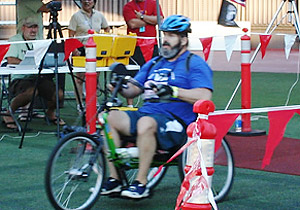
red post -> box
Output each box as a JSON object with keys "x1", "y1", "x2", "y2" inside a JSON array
[
  {"x1": 182, "y1": 100, "x2": 217, "y2": 210},
  {"x1": 241, "y1": 28, "x2": 252, "y2": 132},
  {"x1": 85, "y1": 30, "x2": 97, "y2": 134}
]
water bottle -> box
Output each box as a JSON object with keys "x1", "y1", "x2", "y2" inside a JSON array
[
  {"x1": 116, "y1": 147, "x2": 139, "y2": 158},
  {"x1": 235, "y1": 115, "x2": 242, "y2": 132}
]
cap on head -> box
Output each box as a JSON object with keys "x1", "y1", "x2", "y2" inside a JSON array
[
  {"x1": 160, "y1": 15, "x2": 191, "y2": 34},
  {"x1": 22, "y1": 17, "x2": 39, "y2": 27}
]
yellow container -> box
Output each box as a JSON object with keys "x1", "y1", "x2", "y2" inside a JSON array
[
  {"x1": 106, "y1": 57, "x2": 130, "y2": 66},
  {"x1": 93, "y1": 35, "x2": 113, "y2": 57},
  {"x1": 72, "y1": 56, "x2": 107, "y2": 67},
  {"x1": 107, "y1": 34, "x2": 137, "y2": 66}
]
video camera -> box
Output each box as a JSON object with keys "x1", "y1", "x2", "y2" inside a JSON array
[{"x1": 47, "y1": 1, "x2": 62, "y2": 12}]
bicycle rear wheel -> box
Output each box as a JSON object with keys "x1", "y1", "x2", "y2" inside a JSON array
[
  {"x1": 178, "y1": 137, "x2": 234, "y2": 202},
  {"x1": 212, "y1": 137, "x2": 234, "y2": 202},
  {"x1": 45, "y1": 132, "x2": 106, "y2": 210}
]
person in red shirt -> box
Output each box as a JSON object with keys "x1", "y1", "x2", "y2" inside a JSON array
[{"x1": 123, "y1": 0, "x2": 164, "y2": 106}]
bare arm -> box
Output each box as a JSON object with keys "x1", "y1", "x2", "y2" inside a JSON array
[
  {"x1": 108, "y1": 81, "x2": 143, "y2": 99},
  {"x1": 68, "y1": 29, "x2": 76, "y2": 38},
  {"x1": 127, "y1": 10, "x2": 163, "y2": 29},
  {"x1": 38, "y1": 4, "x2": 50, "y2": 13},
  {"x1": 68, "y1": 29, "x2": 81, "y2": 56},
  {"x1": 6, "y1": 57, "x2": 22, "y2": 65},
  {"x1": 135, "y1": 10, "x2": 162, "y2": 25},
  {"x1": 38, "y1": 0, "x2": 62, "y2": 13},
  {"x1": 120, "y1": 82, "x2": 143, "y2": 99},
  {"x1": 126, "y1": 18, "x2": 146, "y2": 29},
  {"x1": 103, "y1": 27, "x2": 111, "y2": 33},
  {"x1": 176, "y1": 88, "x2": 212, "y2": 104}
]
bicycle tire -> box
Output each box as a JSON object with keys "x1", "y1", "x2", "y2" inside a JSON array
[
  {"x1": 178, "y1": 137, "x2": 235, "y2": 202},
  {"x1": 123, "y1": 163, "x2": 168, "y2": 191},
  {"x1": 45, "y1": 132, "x2": 106, "y2": 210}
]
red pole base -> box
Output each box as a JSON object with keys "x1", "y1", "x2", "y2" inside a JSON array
[
  {"x1": 85, "y1": 72, "x2": 97, "y2": 134},
  {"x1": 182, "y1": 203, "x2": 212, "y2": 210}
]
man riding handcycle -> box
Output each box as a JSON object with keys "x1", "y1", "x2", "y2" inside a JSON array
[
  {"x1": 101, "y1": 14, "x2": 213, "y2": 199},
  {"x1": 44, "y1": 15, "x2": 214, "y2": 210}
]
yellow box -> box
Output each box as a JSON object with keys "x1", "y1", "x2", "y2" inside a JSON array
[
  {"x1": 106, "y1": 57, "x2": 130, "y2": 66},
  {"x1": 106, "y1": 34, "x2": 137, "y2": 66},
  {"x1": 93, "y1": 35, "x2": 113, "y2": 57},
  {"x1": 72, "y1": 56, "x2": 107, "y2": 67},
  {"x1": 111, "y1": 35, "x2": 137, "y2": 57}
]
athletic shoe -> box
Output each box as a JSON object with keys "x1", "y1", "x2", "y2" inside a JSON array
[
  {"x1": 101, "y1": 177, "x2": 122, "y2": 195},
  {"x1": 121, "y1": 180, "x2": 149, "y2": 199}
]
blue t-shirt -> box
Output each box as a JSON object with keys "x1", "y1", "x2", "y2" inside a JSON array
[{"x1": 134, "y1": 51, "x2": 213, "y2": 125}]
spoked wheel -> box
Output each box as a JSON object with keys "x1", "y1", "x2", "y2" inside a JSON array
[
  {"x1": 212, "y1": 137, "x2": 234, "y2": 202},
  {"x1": 178, "y1": 137, "x2": 234, "y2": 202},
  {"x1": 45, "y1": 132, "x2": 106, "y2": 210},
  {"x1": 123, "y1": 161, "x2": 168, "y2": 190}
]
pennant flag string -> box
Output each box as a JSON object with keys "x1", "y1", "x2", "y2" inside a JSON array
[
  {"x1": 0, "y1": 44, "x2": 10, "y2": 63},
  {"x1": 259, "y1": 34, "x2": 272, "y2": 59},
  {"x1": 210, "y1": 104, "x2": 300, "y2": 116},
  {"x1": 284, "y1": 34, "x2": 297, "y2": 59},
  {"x1": 1, "y1": 32, "x2": 299, "y2": 64},
  {"x1": 1, "y1": 31, "x2": 300, "y2": 47},
  {"x1": 200, "y1": 37, "x2": 213, "y2": 61},
  {"x1": 63, "y1": 38, "x2": 84, "y2": 62}
]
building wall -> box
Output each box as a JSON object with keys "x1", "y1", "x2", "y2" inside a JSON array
[{"x1": 0, "y1": 0, "x2": 298, "y2": 47}]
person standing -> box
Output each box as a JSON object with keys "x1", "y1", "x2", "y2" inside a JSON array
[
  {"x1": 68, "y1": 0, "x2": 110, "y2": 113},
  {"x1": 123, "y1": 0, "x2": 164, "y2": 107}
]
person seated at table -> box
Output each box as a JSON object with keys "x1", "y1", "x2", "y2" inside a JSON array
[{"x1": 2, "y1": 17, "x2": 65, "y2": 129}]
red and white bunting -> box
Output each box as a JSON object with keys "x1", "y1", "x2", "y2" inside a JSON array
[
  {"x1": 33, "y1": 39, "x2": 52, "y2": 66},
  {"x1": 259, "y1": 34, "x2": 272, "y2": 59},
  {"x1": 284, "y1": 34, "x2": 297, "y2": 59},
  {"x1": 137, "y1": 38, "x2": 155, "y2": 62},
  {"x1": 262, "y1": 110, "x2": 300, "y2": 168},
  {"x1": 208, "y1": 106, "x2": 300, "y2": 169},
  {"x1": 200, "y1": 37, "x2": 213, "y2": 61},
  {"x1": 208, "y1": 113, "x2": 238, "y2": 151},
  {"x1": 64, "y1": 38, "x2": 84, "y2": 61},
  {"x1": 224, "y1": 35, "x2": 238, "y2": 61},
  {"x1": 0, "y1": 44, "x2": 10, "y2": 63}
]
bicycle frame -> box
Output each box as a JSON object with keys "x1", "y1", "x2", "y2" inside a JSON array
[
  {"x1": 99, "y1": 111, "x2": 179, "y2": 170},
  {"x1": 45, "y1": 71, "x2": 234, "y2": 210}
]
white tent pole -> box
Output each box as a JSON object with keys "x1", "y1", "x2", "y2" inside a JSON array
[{"x1": 156, "y1": 0, "x2": 162, "y2": 49}]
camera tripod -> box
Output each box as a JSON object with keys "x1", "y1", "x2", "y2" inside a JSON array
[
  {"x1": 19, "y1": 2, "x2": 83, "y2": 148},
  {"x1": 225, "y1": 0, "x2": 300, "y2": 110}
]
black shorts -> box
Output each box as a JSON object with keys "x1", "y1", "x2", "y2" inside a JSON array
[{"x1": 9, "y1": 76, "x2": 56, "y2": 101}]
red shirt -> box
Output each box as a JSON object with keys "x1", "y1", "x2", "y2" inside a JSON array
[{"x1": 123, "y1": 0, "x2": 164, "y2": 38}]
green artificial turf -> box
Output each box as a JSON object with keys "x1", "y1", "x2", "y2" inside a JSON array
[{"x1": 0, "y1": 71, "x2": 299, "y2": 209}]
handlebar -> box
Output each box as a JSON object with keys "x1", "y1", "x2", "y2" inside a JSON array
[{"x1": 97, "y1": 74, "x2": 131, "y2": 113}]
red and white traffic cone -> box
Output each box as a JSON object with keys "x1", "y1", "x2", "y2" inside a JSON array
[
  {"x1": 85, "y1": 29, "x2": 97, "y2": 135},
  {"x1": 182, "y1": 100, "x2": 217, "y2": 210}
]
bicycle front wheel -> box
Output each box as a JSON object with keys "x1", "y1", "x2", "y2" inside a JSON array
[{"x1": 45, "y1": 132, "x2": 106, "y2": 210}]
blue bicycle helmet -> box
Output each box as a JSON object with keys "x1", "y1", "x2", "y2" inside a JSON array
[{"x1": 160, "y1": 15, "x2": 191, "y2": 33}]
